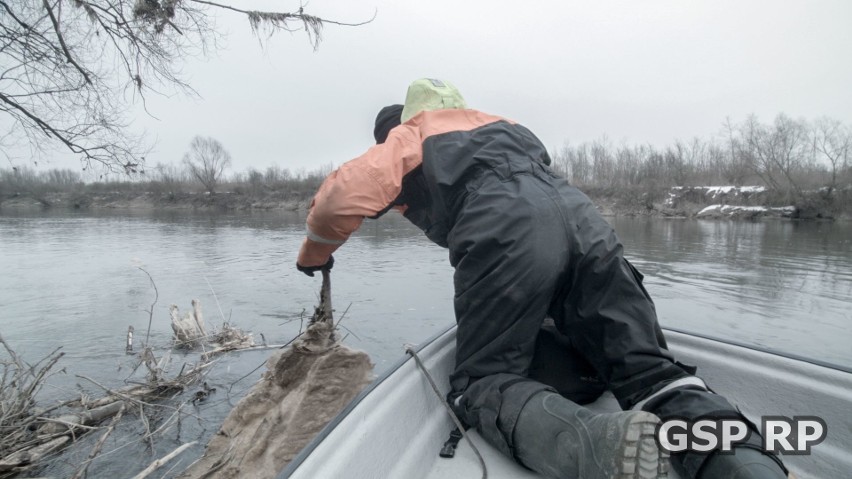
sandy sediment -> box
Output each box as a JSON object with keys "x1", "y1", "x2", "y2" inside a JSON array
[{"x1": 179, "y1": 321, "x2": 373, "y2": 479}]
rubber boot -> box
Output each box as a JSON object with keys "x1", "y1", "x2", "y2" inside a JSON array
[
  {"x1": 513, "y1": 391, "x2": 669, "y2": 479},
  {"x1": 697, "y1": 446, "x2": 788, "y2": 479}
]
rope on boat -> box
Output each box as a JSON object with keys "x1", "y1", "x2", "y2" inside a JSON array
[{"x1": 406, "y1": 346, "x2": 488, "y2": 479}]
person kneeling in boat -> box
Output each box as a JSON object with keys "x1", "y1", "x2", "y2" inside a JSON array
[{"x1": 296, "y1": 78, "x2": 789, "y2": 479}]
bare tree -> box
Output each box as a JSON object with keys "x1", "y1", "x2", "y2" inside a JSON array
[
  {"x1": 738, "y1": 115, "x2": 783, "y2": 192},
  {"x1": 590, "y1": 136, "x2": 614, "y2": 187},
  {"x1": 812, "y1": 117, "x2": 851, "y2": 194},
  {"x1": 770, "y1": 114, "x2": 811, "y2": 196},
  {"x1": 665, "y1": 143, "x2": 688, "y2": 187},
  {"x1": 0, "y1": 0, "x2": 372, "y2": 172},
  {"x1": 183, "y1": 135, "x2": 230, "y2": 194},
  {"x1": 719, "y1": 117, "x2": 751, "y2": 185},
  {"x1": 572, "y1": 143, "x2": 591, "y2": 185},
  {"x1": 732, "y1": 114, "x2": 819, "y2": 202}
]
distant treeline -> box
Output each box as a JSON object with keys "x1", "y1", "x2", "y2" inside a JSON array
[
  {"x1": 553, "y1": 114, "x2": 849, "y2": 194},
  {"x1": 2, "y1": 114, "x2": 850, "y2": 215},
  {"x1": 0, "y1": 163, "x2": 330, "y2": 200}
]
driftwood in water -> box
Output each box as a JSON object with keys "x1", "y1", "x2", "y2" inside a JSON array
[
  {"x1": 170, "y1": 300, "x2": 254, "y2": 355},
  {"x1": 180, "y1": 270, "x2": 374, "y2": 479},
  {"x1": 37, "y1": 400, "x2": 125, "y2": 435},
  {"x1": 0, "y1": 437, "x2": 70, "y2": 474},
  {"x1": 126, "y1": 325, "x2": 135, "y2": 353},
  {"x1": 131, "y1": 441, "x2": 197, "y2": 479},
  {"x1": 0, "y1": 334, "x2": 67, "y2": 475},
  {"x1": 201, "y1": 323, "x2": 255, "y2": 360},
  {"x1": 2, "y1": 288, "x2": 283, "y2": 477},
  {"x1": 170, "y1": 299, "x2": 208, "y2": 347},
  {"x1": 0, "y1": 323, "x2": 217, "y2": 478}
]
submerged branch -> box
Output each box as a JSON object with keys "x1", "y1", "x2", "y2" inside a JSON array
[
  {"x1": 132, "y1": 441, "x2": 197, "y2": 479},
  {"x1": 70, "y1": 404, "x2": 126, "y2": 479},
  {"x1": 138, "y1": 267, "x2": 159, "y2": 348}
]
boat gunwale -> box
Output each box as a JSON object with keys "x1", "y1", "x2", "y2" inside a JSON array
[
  {"x1": 662, "y1": 326, "x2": 852, "y2": 374},
  {"x1": 278, "y1": 323, "x2": 850, "y2": 477}
]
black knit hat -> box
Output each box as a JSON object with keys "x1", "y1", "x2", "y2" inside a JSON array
[{"x1": 373, "y1": 104, "x2": 404, "y2": 144}]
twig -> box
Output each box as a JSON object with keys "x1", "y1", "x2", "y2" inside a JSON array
[
  {"x1": 70, "y1": 404, "x2": 125, "y2": 479},
  {"x1": 23, "y1": 348, "x2": 65, "y2": 399},
  {"x1": 32, "y1": 397, "x2": 80, "y2": 417},
  {"x1": 36, "y1": 417, "x2": 101, "y2": 432},
  {"x1": 204, "y1": 276, "x2": 227, "y2": 324},
  {"x1": 201, "y1": 343, "x2": 289, "y2": 361},
  {"x1": 281, "y1": 331, "x2": 305, "y2": 349},
  {"x1": 0, "y1": 332, "x2": 21, "y2": 363},
  {"x1": 75, "y1": 375, "x2": 183, "y2": 414},
  {"x1": 334, "y1": 303, "x2": 360, "y2": 341},
  {"x1": 334, "y1": 302, "x2": 353, "y2": 328},
  {"x1": 223, "y1": 330, "x2": 306, "y2": 394},
  {"x1": 41, "y1": 0, "x2": 92, "y2": 84},
  {"x1": 278, "y1": 308, "x2": 307, "y2": 326},
  {"x1": 130, "y1": 441, "x2": 197, "y2": 479},
  {"x1": 337, "y1": 324, "x2": 360, "y2": 341},
  {"x1": 138, "y1": 267, "x2": 159, "y2": 348},
  {"x1": 87, "y1": 399, "x2": 193, "y2": 464},
  {"x1": 176, "y1": 402, "x2": 183, "y2": 441},
  {"x1": 186, "y1": 0, "x2": 376, "y2": 26},
  {"x1": 226, "y1": 360, "x2": 267, "y2": 394},
  {"x1": 139, "y1": 403, "x2": 153, "y2": 452},
  {"x1": 161, "y1": 461, "x2": 184, "y2": 479},
  {"x1": 1, "y1": 334, "x2": 66, "y2": 458},
  {"x1": 76, "y1": 359, "x2": 213, "y2": 412}
]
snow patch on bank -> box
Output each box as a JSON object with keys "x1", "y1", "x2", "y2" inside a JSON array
[
  {"x1": 664, "y1": 186, "x2": 797, "y2": 218},
  {"x1": 697, "y1": 204, "x2": 796, "y2": 218},
  {"x1": 665, "y1": 185, "x2": 769, "y2": 208},
  {"x1": 671, "y1": 185, "x2": 766, "y2": 197}
]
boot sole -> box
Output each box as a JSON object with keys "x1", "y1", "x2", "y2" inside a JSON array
[{"x1": 618, "y1": 412, "x2": 669, "y2": 479}]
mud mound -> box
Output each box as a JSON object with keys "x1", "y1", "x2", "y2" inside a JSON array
[
  {"x1": 180, "y1": 320, "x2": 373, "y2": 478},
  {"x1": 181, "y1": 265, "x2": 372, "y2": 479}
]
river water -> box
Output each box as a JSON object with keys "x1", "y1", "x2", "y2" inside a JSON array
[{"x1": 1, "y1": 210, "x2": 850, "y2": 477}]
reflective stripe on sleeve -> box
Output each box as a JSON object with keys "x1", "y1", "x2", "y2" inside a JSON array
[{"x1": 306, "y1": 223, "x2": 346, "y2": 245}]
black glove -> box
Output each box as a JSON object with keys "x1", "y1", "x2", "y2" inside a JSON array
[{"x1": 297, "y1": 255, "x2": 334, "y2": 277}]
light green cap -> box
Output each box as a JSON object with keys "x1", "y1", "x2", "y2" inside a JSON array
[{"x1": 400, "y1": 78, "x2": 467, "y2": 123}]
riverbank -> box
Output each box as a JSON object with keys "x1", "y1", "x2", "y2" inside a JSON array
[
  {"x1": 1, "y1": 185, "x2": 849, "y2": 221},
  {"x1": 0, "y1": 190, "x2": 308, "y2": 212},
  {"x1": 580, "y1": 185, "x2": 848, "y2": 220}
]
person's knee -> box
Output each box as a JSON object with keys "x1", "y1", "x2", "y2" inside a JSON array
[
  {"x1": 455, "y1": 374, "x2": 553, "y2": 457},
  {"x1": 610, "y1": 362, "x2": 695, "y2": 409}
]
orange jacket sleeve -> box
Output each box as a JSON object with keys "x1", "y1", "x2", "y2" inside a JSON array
[{"x1": 297, "y1": 126, "x2": 423, "y2": 267}]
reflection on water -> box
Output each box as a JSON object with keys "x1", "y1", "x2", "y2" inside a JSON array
[
  {"x1": 612, "y1": 218, "x2": 852, "y2": 366},
  {"x1": 0, "y1": 209, "x2": 455, "y2": 376},
  {"x1": 2, "y1": 210, "x2": 850, "y2": 374},
  {"x1": 0, "y1": 209, "x2": 456, "y2": 477},
  {"x1": 1, "y1": 210, "x2": 850, "y2": 476}
]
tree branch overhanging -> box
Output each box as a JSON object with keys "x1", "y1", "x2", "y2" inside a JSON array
[
  {"x1": 41, "y1": 0, "x2": 92, "y2": 84},
  {"x1": 0, "y1": 0, "x2": 374, "y2": 171}
]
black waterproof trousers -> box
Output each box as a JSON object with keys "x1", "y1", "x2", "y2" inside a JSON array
[{"x1": 448, "y1": 164, "x2": 742, "y2": 478}]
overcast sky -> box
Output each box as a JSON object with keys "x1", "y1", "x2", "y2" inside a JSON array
[{"x1": 23, "y1": 0, "x2": 852, "y2": 174}]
